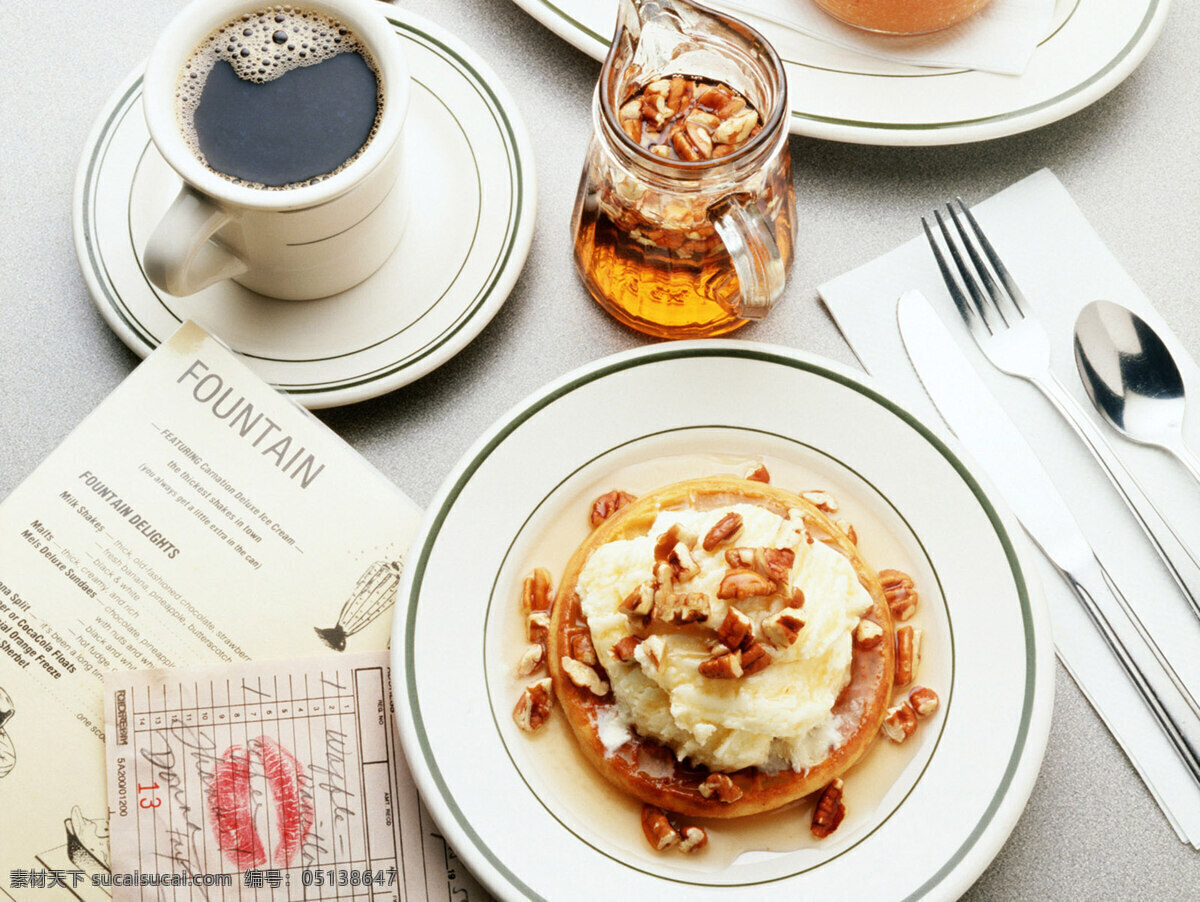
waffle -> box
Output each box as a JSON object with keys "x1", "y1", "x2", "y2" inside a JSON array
[{"x1": 547, "y1": 476, "x2": 895, "y2": 819}]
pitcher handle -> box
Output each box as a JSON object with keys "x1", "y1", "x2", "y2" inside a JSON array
[
  {"x1": 143, "y1": 185, "x2": 248, "y2": 297},
  {"x1": 710, "y1": 193, "x2": 786, "y2": 320}
]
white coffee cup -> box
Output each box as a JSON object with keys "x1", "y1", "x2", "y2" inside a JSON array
[{"x1": 141, "y1": 0, "x2": 410, "y2": 300}]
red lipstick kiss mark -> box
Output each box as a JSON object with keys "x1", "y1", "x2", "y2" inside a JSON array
[{"x1": 208, "y1": 736, "x2": 314, "y2": 869}]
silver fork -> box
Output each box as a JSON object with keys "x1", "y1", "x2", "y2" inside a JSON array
[{"x1": 922, "y1": 199, "x2": 1200, "y2": 622}]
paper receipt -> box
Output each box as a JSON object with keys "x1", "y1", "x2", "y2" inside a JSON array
[{"x1": 103, "y1": 652, "x2": 493, "y2": 902}]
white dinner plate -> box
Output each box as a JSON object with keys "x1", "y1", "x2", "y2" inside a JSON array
[
  {"x1": 73, "y1": 9, "x2": 536, "y2": 409},
  {"x1": 508, "y1": 0, "x2": 1168, "y2": 145},
  {"x1": 392, "y1": 342, "x2": 1054, "y2": 900}
]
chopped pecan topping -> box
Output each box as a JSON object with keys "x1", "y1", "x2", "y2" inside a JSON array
[
  {"x1": 909, "y1": 686, "x2": 940, "y2": 718},
  {"x1": 512, "y1": 678, "x2": 553, "y2": 732},
  {"x1": 882, "y1": 701, "x2": 918, "y2": 743},
  {"x1": 653, "y1": 523, "x2": 698, "y2": 562},
  {"x1": 526, "y1": 610, "x2": 550, "y2": 644},
  {"x1": 611, "y1": 635, "x2": 642, "y2": 663},
  {"x1": 640, "y1": 634, "x2": 666, "y2": 670},
  {"x1": 716, "y1": 606, "x2": 754, "y2": 651},
  {"x1": 761, "y1": 609, "x2": 805, "y2": 649},
  {"x1": 678, "y1": 825, "x2": 708, "y2": 853},
  {"x1": 717, "y1": 567, "x2": 776, "y2": 600},
  {"x1": 787, "y1": 587, "x2": 805, "y2": 608},
  {"x1": 879, "y1": 568, "x2": 919, "y2": 621},
  {"x1": 739, "y1": 640, "x2": 771, "y2": 676},
  {"x1": 854, "y1": 617, "x2": 884, "y2": 649},
  {"x1": 516, "y1": 643, "x2": 544, "y2": 677},
  {"x1": 655, "y1": 591, "x2": 710, "y2": 625},
  {"x1": 801, "y1": 489, "x2": 839, "y2": 513},
  {"x1": 561, "y1": 656, "x2": 609, "y2": 696},
  {"x1": 589, "y1": 490, "x2": 636, "y2": 527},
  {"x1": 744, "y1": 463, "x2": 770, "y2": 483},
  {"x1": 761, "y1": 547, "x2": 795, "y2": 581},
  {"x1": 698, "y1": 648, "x2": 743, "y2": 679},
  {"x1": 667, "y1": 542, "x2": 701, "y2": 581},
  {"x1": 698, "y1": 772, "x2": 744, "y2": 803},
  {"x1": 810, "y1": 778, "x2": 846, "y2": 838},
  {"x1": 702, "y1": 512, "x2": 744, "y2": 551},
  {"x1": 621, "y1": 77, "x2": 760, "y2": 163},
  {"x1": 723, "y1": 547, "x2": 793, "y2": 582},
  {"x1": 620, "y1": 582, "x2": 655, "y2": 619},
  {"x1": 569, "y1": 631, "x2": 597, "y2": 666},
  {"x1": 640, "y1": 804, "x2": 680, "y2": 851}
]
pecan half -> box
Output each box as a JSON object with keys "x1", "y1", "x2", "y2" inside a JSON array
[
  {"x1": 590, "y1": 490, "x2": 636, "y2": 527},
  {"x1": 521, "y1": 568, "x2": 554, "y2": 613},
  {"x1": 811, "y1": 778, "x2": 846, "y2": 838},
  {"x1": 895, "y1": 624, "x2": 923, "y2": 687},
  {"x1": 702, "y1": 512, "x2": 744, "y2": 551}
]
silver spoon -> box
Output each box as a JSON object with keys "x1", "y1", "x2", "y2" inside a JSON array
[{"x1": 1074, "y1": 299, "x2": 1200, "y2": 484}]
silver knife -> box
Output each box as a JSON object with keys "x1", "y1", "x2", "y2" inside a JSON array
[{"x1": 897, "y1": 288, "x2": 1200, "y2": 788}]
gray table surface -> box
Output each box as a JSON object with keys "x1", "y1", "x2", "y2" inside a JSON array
[{"x1": 3, "y1": 0, "x2": 1199, "y2": 897}]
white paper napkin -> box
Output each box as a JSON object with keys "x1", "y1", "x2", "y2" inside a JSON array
[
  {"x1": 819, "y1": 168, "x2": 1200, "y2": 846},
  {"x1": 715, "y1": 0, "x2": 1055, "y2": 76}
]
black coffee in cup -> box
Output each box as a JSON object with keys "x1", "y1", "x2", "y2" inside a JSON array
[{"x1": 177, "y1": 6, "x2": 384, "y2": 189}]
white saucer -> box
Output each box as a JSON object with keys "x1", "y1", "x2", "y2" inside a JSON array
[{"x1": 73, "y1": 9, "x2": 536, "y2": 409}]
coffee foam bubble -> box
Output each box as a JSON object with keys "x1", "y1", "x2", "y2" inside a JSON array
[{"x1": 176, "y1": 5, "x2": 383, "y2": 187}]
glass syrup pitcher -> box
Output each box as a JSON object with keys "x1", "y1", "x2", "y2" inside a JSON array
[{"x1": 571, "y1": 0, "x2": 796, "y2": 339}]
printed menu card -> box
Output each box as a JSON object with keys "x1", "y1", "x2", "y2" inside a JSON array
[{"x1": 0, "y1": 322, "x2": 422, "y2": 898}]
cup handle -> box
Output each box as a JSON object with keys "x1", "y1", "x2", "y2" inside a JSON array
[
  {"x1": 710, "y1": 193, "x2": 787, "y2": 320},
  {"x1": 143, "y1": 185, "x2": 248, "y2": 296}
]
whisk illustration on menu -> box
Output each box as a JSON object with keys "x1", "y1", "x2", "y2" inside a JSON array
[{"x1": 314, "y1": 560, "x2": 403, "y2": 651}]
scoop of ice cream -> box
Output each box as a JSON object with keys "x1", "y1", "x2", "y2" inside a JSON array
[{"x1": 577, "y1": 504, "x2": 873, "y2": 772}]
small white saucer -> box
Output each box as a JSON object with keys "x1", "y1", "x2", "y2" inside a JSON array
[{"x1": 73, "y1": 8, "x2": 536, "y2": 409}]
